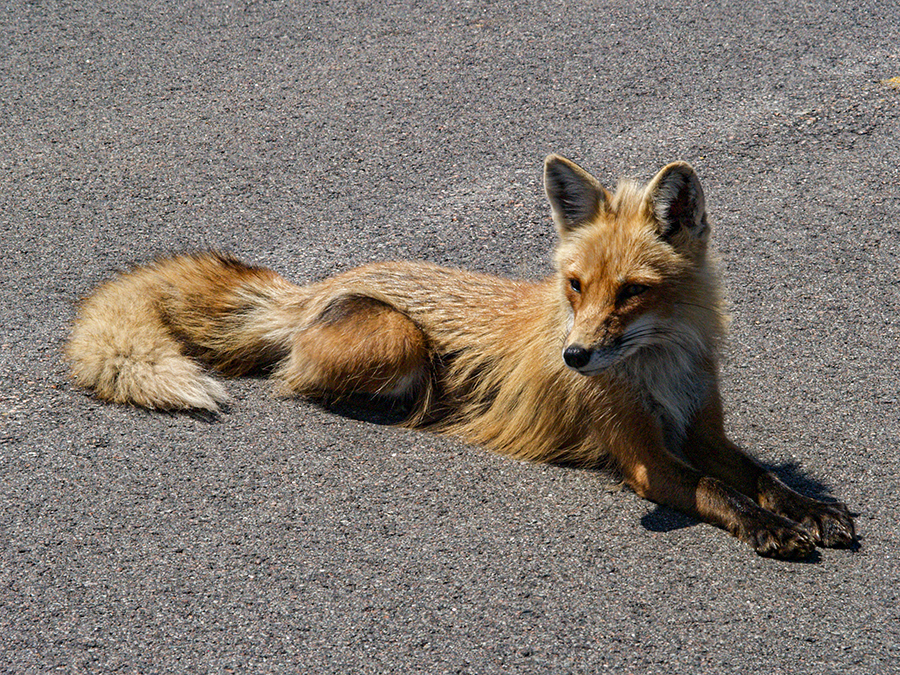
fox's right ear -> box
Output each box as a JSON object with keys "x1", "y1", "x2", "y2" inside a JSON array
[{"x1": 544, "y1": 155, "x2": 610, "y2": 235}]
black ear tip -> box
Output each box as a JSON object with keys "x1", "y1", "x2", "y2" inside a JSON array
[
  {"x1": 660, "y1": 161, "x2": 698, "y2": 185},
  {"x1": 545, "y1": 153, "x2": 565, "y2": 166},
  {"x1": 544, "y1": 155, "x2": 595, "y2": 190},
  {"x1": 652, "y1": 162, "x2": 704, "y2": 199},
  {"x1": 543, "y1": 154, "x2": 570, "y2": 179}
]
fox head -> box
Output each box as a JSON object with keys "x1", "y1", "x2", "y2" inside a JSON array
[{"x1": 544, "y1": 154, "x2": 722, "y2": 375}]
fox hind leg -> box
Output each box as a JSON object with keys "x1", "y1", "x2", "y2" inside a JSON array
[{"x1": 276, "y1": 294, "x2": 430, "y2": 404}]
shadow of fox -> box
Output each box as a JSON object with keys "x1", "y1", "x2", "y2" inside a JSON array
[{"x1": 66, "y1": 155, "x2": 856, "y2": 559}]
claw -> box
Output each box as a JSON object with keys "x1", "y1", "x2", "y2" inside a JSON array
[
  {"x1": 753, "y1": 526, "x2": 816, "y2": 560},
  {"x1": 797, "y1": 502, "x2": 856, "y2": 548}
]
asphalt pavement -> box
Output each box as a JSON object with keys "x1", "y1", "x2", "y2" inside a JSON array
[{"x1": 2, "y1": 1, "x2": 899, "y2": 672}]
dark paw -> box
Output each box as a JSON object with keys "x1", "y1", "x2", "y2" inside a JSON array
[
  {"x1": 758, "y1": 474, "x2": 857, "y2": 549},
  {"x1": 796, "y1": 500, "x2": 856, "y2": 548},
  {"x1": 747, "y1": 519, "x2": 817, "y2": 560}
]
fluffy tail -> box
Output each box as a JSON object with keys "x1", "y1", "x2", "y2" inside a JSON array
[{"x1": 66, "y1": 253, "x2": 297, "y2": 411}]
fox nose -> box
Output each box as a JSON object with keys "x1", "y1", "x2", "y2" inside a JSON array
[{"x1": 563, "y1": 345, "x2": 591, "y2": 369}]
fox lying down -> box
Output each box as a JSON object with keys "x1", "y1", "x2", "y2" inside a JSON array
[{"x1": 67, "y1": 155, "x2": 856, "y2": 559}]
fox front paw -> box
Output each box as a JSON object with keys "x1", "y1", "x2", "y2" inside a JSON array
[
  {"x1": 739, "y1": 512, "x2": 817, "y2": 560},
  {"x1": 757, "y1": 473, "x2": 857, "y2": 549},
  {"x1": 794, "y1": 500, "x2": 856, "y2": 549}
]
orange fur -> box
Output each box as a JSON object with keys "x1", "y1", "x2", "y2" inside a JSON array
[{"x1": 66, "y1": 155, "x2": 856, "y2": 558}]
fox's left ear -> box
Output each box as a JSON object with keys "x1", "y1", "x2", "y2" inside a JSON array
[{"x1": 646, "y1": 162, "x2": 709, "y2": 243}]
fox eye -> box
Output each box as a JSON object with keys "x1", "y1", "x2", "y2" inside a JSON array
[
  {"x1": 569, "y1": 277, "x2": 581, "y2": 293},
  {"x1": 619, "y1": 284, "x2": 649, "y2": 301}
]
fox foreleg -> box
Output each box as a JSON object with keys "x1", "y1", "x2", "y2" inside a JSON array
[
  {"x1": 679, "y1": 392, "x2": 856, "y2": 550},
  {"x1": 614, "y1": 441, "x2": 819, "y2": 559}
]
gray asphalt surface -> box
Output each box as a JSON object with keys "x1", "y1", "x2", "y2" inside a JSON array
[{"x1": 2, "y1": 1, "x2": 899, "y2": 672}]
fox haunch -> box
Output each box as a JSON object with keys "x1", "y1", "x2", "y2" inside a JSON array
[{"x1": 67, "y1": 155, "x2": 856, "y2": 559}]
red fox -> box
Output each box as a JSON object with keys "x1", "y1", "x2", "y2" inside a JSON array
[{"x1": 66, "y1": 155, "x2": 855, "y2": 559}]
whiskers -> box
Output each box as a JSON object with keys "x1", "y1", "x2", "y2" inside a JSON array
[
  {"x1": 671, "y1": 300, "x2": 721, "y2": 313},
  {"x1": 619, "y1": 324, "x2": 693, "y2": 352}
]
